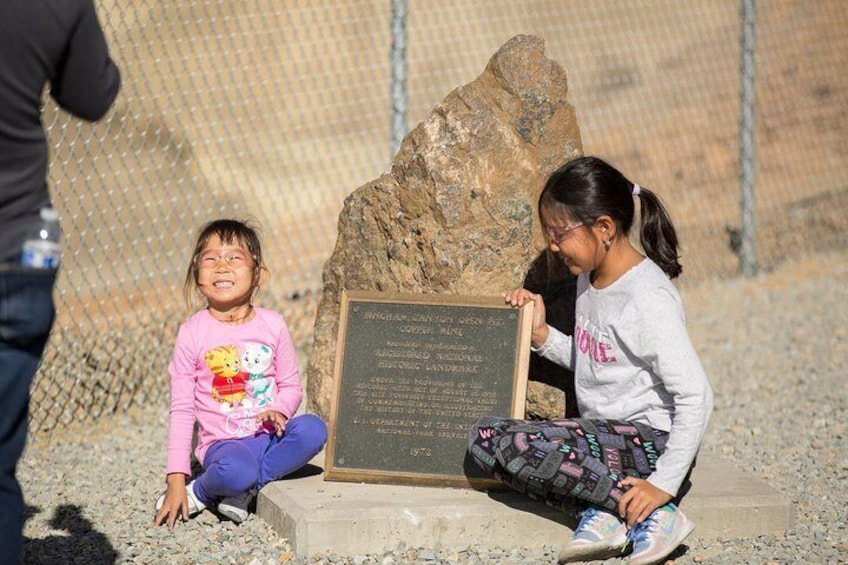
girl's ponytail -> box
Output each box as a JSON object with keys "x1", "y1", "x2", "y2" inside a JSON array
[
  {"x1": 636, "y1": 187, "x2": 682, "y2": 279},
  {"x1": 540, "y1": 156, "x2": 683, "y2": 279}
]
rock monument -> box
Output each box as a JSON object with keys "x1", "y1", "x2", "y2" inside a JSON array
[{"x1": 307, "y1": 34, "x2": 582, "y2": 420}]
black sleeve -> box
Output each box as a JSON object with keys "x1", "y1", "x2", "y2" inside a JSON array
[{"x1": 50, "y1": 0, "x2": 121, "y2": 122}]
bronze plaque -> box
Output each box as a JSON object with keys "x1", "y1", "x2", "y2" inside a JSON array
[{"x1": 324, "y1": 290, "x2": 534, "y2": 488}]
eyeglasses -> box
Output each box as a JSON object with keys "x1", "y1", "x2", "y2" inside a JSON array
[
  {"x1": 194, "y1": 248, "x2": 255, "y2": 269},
  {"x1": 546, "y1": 221, "x2": 584, "y2": 245}
]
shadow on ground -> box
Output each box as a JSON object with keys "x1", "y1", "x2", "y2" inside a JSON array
[{"x1": 23, "y1": 504, "x2": 118, "y2": 565}]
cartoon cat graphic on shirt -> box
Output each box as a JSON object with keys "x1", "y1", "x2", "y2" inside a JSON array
[
  {"x1": 242, "y1": 342, "x2": 274, "y2": 407},
  {"x1": 206, "y1": 344, "x2": 248, "y2": 412}
]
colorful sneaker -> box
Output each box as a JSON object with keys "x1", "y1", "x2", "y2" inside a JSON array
[
  {"x1": 557, "y1": 505, "x2": 629, "y2": 563},
  {"x1": 155, "y1": 479, "x2": 206, "y2": 517},
  {"x1": 218, "y1": 488, "x2": 257, "y2": 523},
  {"x1": 627, "y1": 503, "x2": 695, "y2": 565}
]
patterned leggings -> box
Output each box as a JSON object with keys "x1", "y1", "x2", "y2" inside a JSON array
[{"x1": 467, "y1": 417, "x2": 669, "y2": 513}]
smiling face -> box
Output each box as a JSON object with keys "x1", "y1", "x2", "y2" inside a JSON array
[
  {"x1": 541, "y1": 205, "x2": 607, "y2": 277},
  {"x1": 195, "y1": 234, "x2": 259, "y2": 311}
]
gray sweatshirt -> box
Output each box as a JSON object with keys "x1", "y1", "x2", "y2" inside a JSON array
[{"x1": 535, "y1": 258, "x2": 714, "y2": 496}]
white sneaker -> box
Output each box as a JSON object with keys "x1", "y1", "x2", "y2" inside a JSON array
[
  {"x1": 218, "y1": 489, "x2": 256, "y2": 523},
  {"x1": 155, "y1": 479, "x2": 206, "y2": 518},
  {"x1": 627, "y1": 503, "x2": 695, "y2": 565},
  {"x1": 558, "y1": 505, "x2": 629, "y2": 563}
]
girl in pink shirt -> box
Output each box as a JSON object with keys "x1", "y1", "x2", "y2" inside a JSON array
[{"x1": 154, "y1": 219, "x2": 327, "y2": 528}]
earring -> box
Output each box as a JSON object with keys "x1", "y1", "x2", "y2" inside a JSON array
[{"x1": 600, "y1": 226, "x2": 611, "y2": 248}]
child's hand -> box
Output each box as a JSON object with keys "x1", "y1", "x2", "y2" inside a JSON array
[
  {"x1": 503, "y1": 288, "x2": 548, "y2": 348},
  {"x1": 154, "y1": 474, "x2": 190, "y2": 530},
  {"x1": 616, "y1": 477, "x2": 673, "y2": 529},
  {"x1": 257, "y1": 410, "x2": 288, "y2": 436}
]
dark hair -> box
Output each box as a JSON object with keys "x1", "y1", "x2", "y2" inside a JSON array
[
  {"x1": 183, "y1": 218, "x2": 266, "y2": 309},
  {"x1": 539, "y1": 155, "x2": 682, "y2": 278}
]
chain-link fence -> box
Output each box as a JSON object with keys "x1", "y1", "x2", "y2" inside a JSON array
[{"x1": 30, "y1": 1, "x2": 847, "y2": 436}]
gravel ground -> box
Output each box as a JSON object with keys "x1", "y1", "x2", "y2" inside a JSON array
[{"x1": 19, "y1": 249, "x2": 848, "y2": 564}]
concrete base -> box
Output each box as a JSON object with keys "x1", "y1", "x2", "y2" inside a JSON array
[{"x1": 257, "y1": 453, "x2": 793, "y2": 557}]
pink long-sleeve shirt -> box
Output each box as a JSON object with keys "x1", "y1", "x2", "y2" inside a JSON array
[{"x1": 165, "y1": 307, "x2": 303, "y2": 476}]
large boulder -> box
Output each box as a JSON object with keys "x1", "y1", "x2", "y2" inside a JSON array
[{"x1": 307, "y1": 34, "x2": 582, "y2": 420}]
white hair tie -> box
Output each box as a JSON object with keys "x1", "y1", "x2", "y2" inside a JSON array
[{"x1": 632, "y1": 183, "x2": 641, "y2": 196}]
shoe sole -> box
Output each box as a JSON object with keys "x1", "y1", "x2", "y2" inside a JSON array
[
  {"x1": 217, "y1": 505, "x2": 248, "y2": 523},
  {"x1": 558, "y1": 540, "x2": 629, "y2": 564},
  {"x1": 628, "y1": 520, "x2": 696, "y2": 565}
]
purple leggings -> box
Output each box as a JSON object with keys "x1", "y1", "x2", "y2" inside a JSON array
[{"x1": 193, "y1": 413, "x2": 327, "y2": 504}]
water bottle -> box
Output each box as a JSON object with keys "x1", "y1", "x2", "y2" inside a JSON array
[{"x1": 21, "y1": 207, "x2": 62, "y2": 269}]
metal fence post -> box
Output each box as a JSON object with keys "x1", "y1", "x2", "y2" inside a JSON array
[
  {"x1": 390, "y1": 0, "x2": 408, "y2": 159},
  {"x1": 740, "y1": 0, "x2": 758, "y2": 276}
]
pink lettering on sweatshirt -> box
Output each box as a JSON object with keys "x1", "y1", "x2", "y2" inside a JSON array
[{"x1": 574, "y1": 315, "x2": 616, "y2": 365}]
